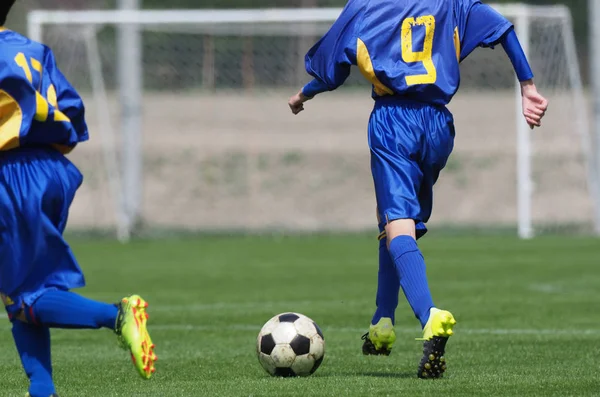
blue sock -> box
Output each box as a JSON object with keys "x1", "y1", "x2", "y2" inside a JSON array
[
  {"x1": 29, "y1": 290, "x2": 118, "y2": 330},
  {"x1": 388, "y1": 235, "x2": 434, "y2": 328},
  {"x1": 12, "y1": 321, "x2": 56, "y2": 397},
  {"x1": 371, "y1": 238, "x2": 399, "y2": 325}
]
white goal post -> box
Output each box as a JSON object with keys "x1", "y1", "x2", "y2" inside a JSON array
[{"x1": 27, "y1": 5, "x2": 600, "y2": 240}]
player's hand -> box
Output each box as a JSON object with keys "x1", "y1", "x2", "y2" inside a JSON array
[
  {"x1": 288, "y1": 90, "x2": 311, "y2": 115},
  {"x1": 521, "y1": 80, "x2": 548, "y2": 129}
]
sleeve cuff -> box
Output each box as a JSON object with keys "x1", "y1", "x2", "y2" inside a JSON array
[{"x1": 302, "y1": 79, "x2": 330, "y2": 98}]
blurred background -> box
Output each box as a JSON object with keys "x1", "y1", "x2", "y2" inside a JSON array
[
  {"x1": 4, "y1": 0, "x2": 598, "y2": 240},
  {"x1": 3, "y1": 4, "x2": 600, "y2": 396}
]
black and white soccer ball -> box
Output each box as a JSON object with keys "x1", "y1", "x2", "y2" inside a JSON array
[{"x1": 256, "y1": 312, "x2": 325, "y2": 377}]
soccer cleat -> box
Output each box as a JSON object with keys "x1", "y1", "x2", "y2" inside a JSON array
[
  {"x1": 361, "y1": 317, "x2": 396, "y2": 356},
  {"x1": 417, "y1": 308, "x2": 456, "y2": 379},
  {"x1": 115, "y1": 295, "x2": 156, "y2": 379}
]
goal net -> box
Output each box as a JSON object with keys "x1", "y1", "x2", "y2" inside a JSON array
[{"x1": 27, "y1": 5, "x2": 599, "y2": 240}]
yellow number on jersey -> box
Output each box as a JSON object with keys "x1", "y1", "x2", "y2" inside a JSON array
[
  {"x1": 401, "y1": 15, "x2": 436, "y2": 86},
  {"x1": 14, "y1": 52, "x2": 68, "y2": 122}
]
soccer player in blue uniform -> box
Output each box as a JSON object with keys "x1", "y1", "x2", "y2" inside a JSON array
[
  {"x1": 0, "y1": 2, "x2": 156, "y2": 396},
  {"x1": 289, "y1": 0, "x2": 548, "y2": 378}
]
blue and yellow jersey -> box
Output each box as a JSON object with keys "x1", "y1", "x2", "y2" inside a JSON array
[
  {"x1": 304, "y1": 0, "x2": 513, "y2": 105},
  {"x1": 0, "y1": 27, "x2": 88, "y2": 153}
]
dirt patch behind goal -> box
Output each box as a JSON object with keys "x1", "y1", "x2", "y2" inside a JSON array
[{"x1": 65, "y1": 89, "x2": 594, "y2": 233}]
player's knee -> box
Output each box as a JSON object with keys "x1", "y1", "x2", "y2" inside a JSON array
[{"x1": 385, "y1": 219, "x2": 416, "y2": 248}]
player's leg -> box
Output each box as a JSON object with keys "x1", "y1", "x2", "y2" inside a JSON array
[
  {"x1": 0, "y1": 157, "x2": 58, "y2": 397},
  {"x1": 25, "y1": 290, "x2": 117, "y2": 329},
  {"x1": 369, "y1": 100, "x2": 434, "y2": 326},
  {"x1": 385, "y1": 219, "x2": 456, "y2": 379},
  {"x1": 39, "y1": 151, "x2": 156, "y2": 379},
  {"x1": 362, "y1": 233, "x2": 399, "y2": 355},
  {"x1": 22, "y1": 292, "x2": 156, "y2": 379},
  {"x1": 13, "y1": 296, "x2": 156, "y2": 389},
  {"x1": 361, "y1": 100, "x2": 424, "y2": 355},
  {"x1": 385, "y1": 219, "x2": 434, "y2": 328},
  {"x1": 0, "y1": 148, "x2": 155, "y2": 382},
  {"x1": 403, "y1": 106, "x2": 457, "y2": 379},
  {"x1": 12, "y1": 321, "x2": 56, "y2": 397},
  {"x1": 368, "y1": 101, "x2": 456, "y2": 378},
  {"x1": 2, "y1": 292, "x2": 56, "y2": 397}
]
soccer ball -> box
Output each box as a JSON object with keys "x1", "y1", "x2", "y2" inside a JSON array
[{"x1": 256, "y1": 312, "x2": 325, "y2": 377}]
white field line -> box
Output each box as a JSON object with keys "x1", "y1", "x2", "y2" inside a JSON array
[
  {"x1": 145, "y1": 301, "x2": 599, "y2": 336},
  {"x1": 148, "y1": 324, "x2": 600, "y2": 336}
]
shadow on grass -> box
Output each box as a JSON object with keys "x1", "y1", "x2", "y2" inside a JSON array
[{"x1": 360, "y1": 371, "x2": 415, "y2": 379}]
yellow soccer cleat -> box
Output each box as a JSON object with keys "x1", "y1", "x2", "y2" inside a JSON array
[
  {"x1": 416, "y1": 308, "x2": 456, "y2": 379},
  {"x1": 361, "y1": 317, "x2": 396, "y2": 356},
  {"x1": 115, "y1": 295, "x2": 157, "y2": 379}
]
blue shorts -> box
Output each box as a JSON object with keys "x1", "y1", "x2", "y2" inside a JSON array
[
  {"x1": 369, "y1": 97, "x2": 455, "y2": 239},
  {"x1": 0, "y1": 147, "x2": 85, "y2": 318}
]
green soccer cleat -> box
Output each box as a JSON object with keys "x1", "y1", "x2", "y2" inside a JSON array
[
  {"x1": 361, "y1": 317, "x2": 396, "y2": 356},
  {"x1": 115, "y1": 295, "x2": 157, "y2": 379},
  {"x1": 417, "y1": 308, "x2": 456, "y2": 379}
]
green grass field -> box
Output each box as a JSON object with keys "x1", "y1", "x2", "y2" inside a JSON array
[{"x1": 0, "y1": 234, "x2": 598, "y2": 396}]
